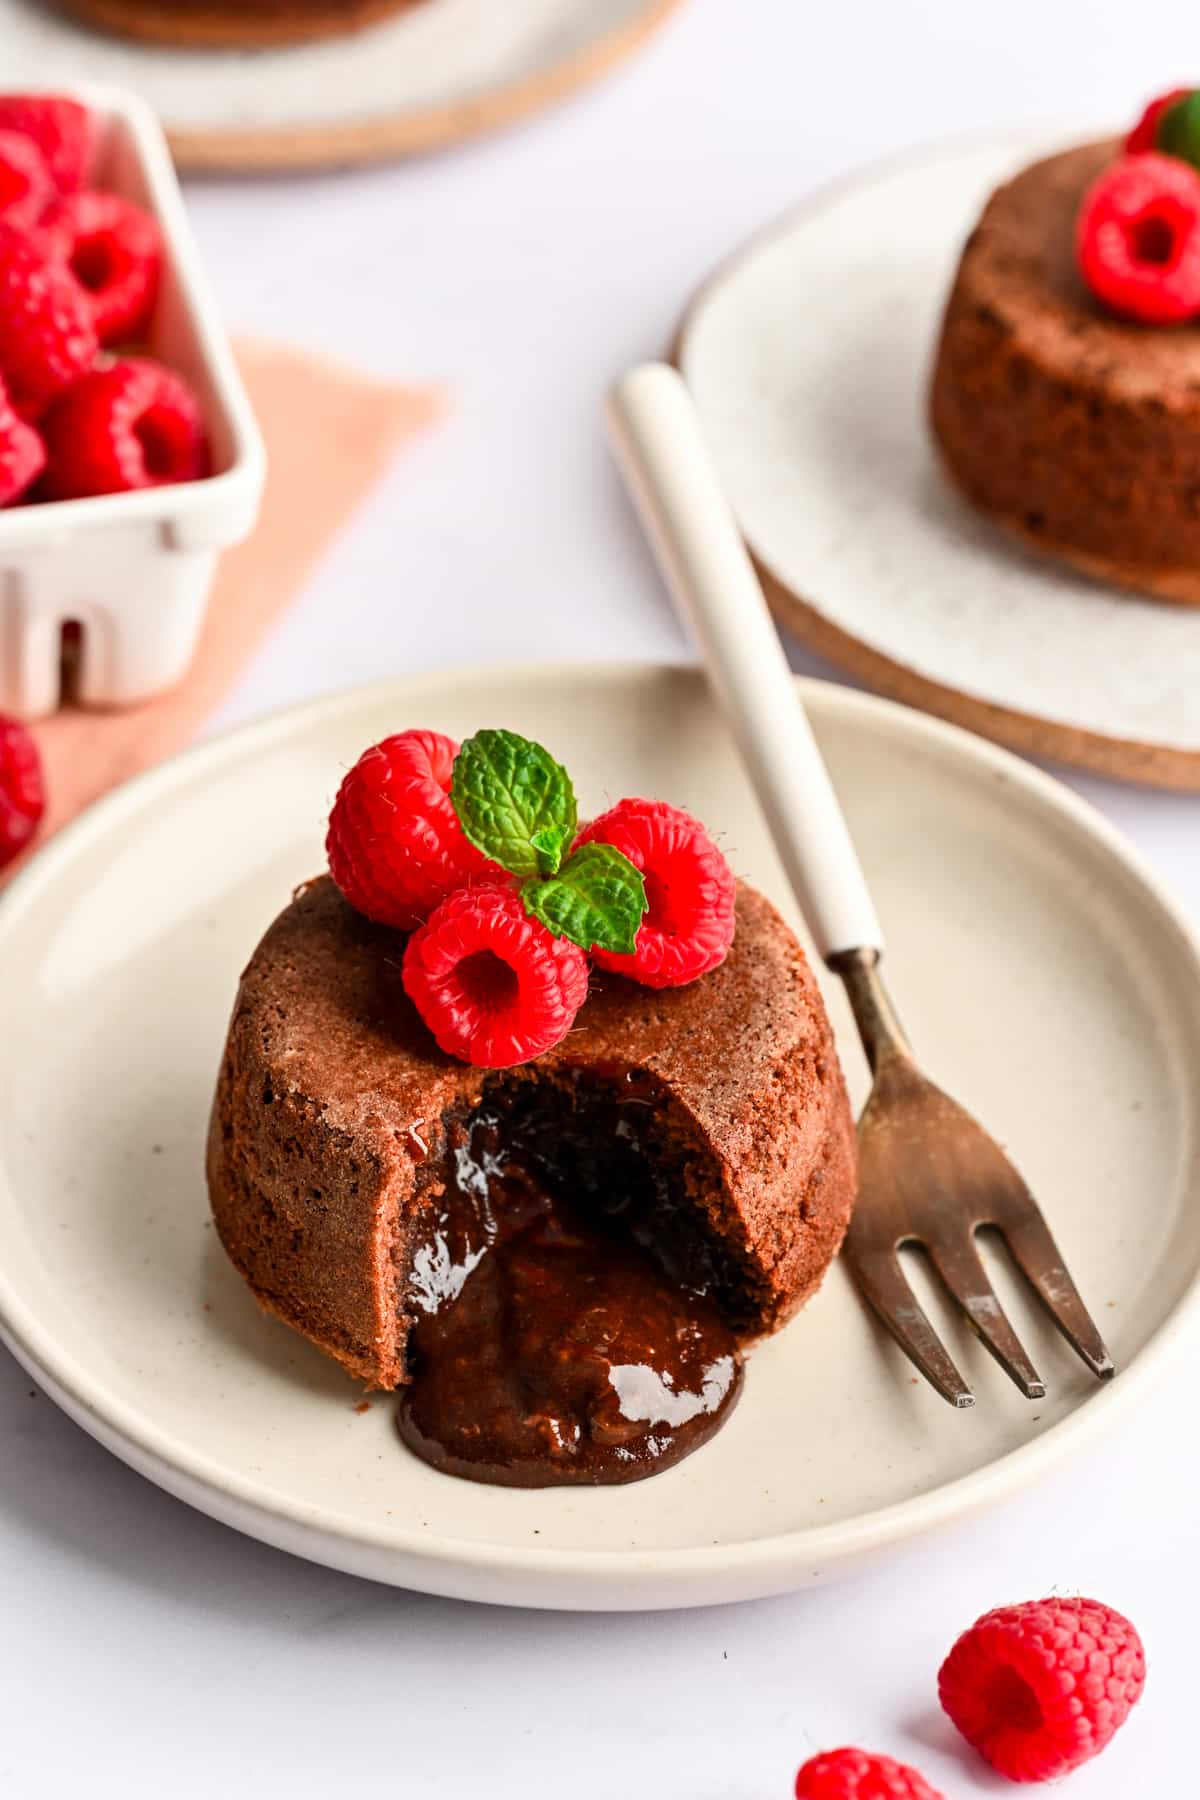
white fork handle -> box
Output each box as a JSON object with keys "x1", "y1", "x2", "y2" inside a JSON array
[{"x1": 606, "y1": 362, "x2": 882, "y2": 962}]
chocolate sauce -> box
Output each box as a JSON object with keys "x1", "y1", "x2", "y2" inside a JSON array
[{"x1": 398, "y1": 1100, "x2": 743, "y2": 1487}]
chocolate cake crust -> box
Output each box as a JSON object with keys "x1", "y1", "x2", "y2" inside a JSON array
[
  {"x1": 207, "y1": 876, "x2": 857, "y2": 1389},
  {"x1": 930, "y1": 138, "x2": 1200, "y2": 602}
]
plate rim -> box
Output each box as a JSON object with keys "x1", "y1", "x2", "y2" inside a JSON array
[
  {"x1": 3, "y1": 661, "x2": 1200, "y2": 1603},
  {"x1": 10, "y1": 0, "x2": 687, "y2": 174},
  {"x1": 674, "y1": 124, "x2": 1200, "y2": 794}
]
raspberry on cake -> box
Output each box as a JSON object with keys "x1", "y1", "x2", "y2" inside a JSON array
[
  {"x1": 334, "y1": 728, "x2": 732, "y2": 1060},
  {"x1": 1076, "y1": 153, "x2": 1200, "y2": 325},
  {"x1": 402, "y1": 883, "x2": 590, "y2": 1067},
  {"x1": 576, "y1": 797, "x2": 736, "y2": 987},
  {"x1": 327, "y1": 729, "x2": 501, "y2": 930}
]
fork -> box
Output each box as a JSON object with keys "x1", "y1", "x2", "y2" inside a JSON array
[{"x1": 606, "y1": 362, "x2": 1115, "y2": 1407}]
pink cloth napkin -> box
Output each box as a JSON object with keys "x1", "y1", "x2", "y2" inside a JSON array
[{"x1": 5, "y1": 339, "x2": 441, "y2": 875}]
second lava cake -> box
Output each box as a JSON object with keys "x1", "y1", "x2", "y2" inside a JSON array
[{"x1": 930, "y1": 138, "x2": 1200, "y2": 604}]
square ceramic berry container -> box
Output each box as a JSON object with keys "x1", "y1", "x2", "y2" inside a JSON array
[{"x1": 0, "y1": 81, "x2": 265, "y2": 720}]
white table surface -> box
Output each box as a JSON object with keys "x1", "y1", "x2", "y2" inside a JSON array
[{"x1": 4, "y1": 1, "x2": 1198, "y2": 1792}]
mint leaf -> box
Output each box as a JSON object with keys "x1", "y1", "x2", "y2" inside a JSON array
[
  {"x1": 1157, "y1": 92, "x2": 1200, "y2": 167},
  {"x1": 523, "y1": 842, "x2": 647, "y2": 956},
  {"x1": 530, "y1": 822, "x2": 574, "y2": 877},
  {"x1": 452, "y1": 730, "x2": 577, "y2": 879}
]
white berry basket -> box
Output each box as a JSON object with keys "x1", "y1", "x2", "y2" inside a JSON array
[{"x1": 0, "y1": 81, "x2": 265, "y2": 719}]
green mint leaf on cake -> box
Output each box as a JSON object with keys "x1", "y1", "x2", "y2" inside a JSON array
[
  {"x1": 452, "y1": 730, "x2": 577, "y2": 878},
  {"x1": 1157, "y1": 91, "x2": 1200, "y2": 168},
  {"x1": 523, "y1": 842, "x2": 647, "y2": 956},
  {"x1": 530, "y1": 822, "x2": 575, "y2": 876}
]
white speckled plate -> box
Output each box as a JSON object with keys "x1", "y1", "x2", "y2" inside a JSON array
[
  {"x1": 678, "y1": 130, "x2": 1200, "y2": 789},
  {"x1": 1, "y1": 665, "x2": 1199, "y2": 1609},
  {"x1": 0, "y1": 0, "x2": 684, "y2": 170}
]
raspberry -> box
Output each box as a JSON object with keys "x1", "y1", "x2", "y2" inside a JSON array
[
  {"x1": 575, "y1": 797, "x2": 735, "y2": 987},
  {"x1": 0, "y1": 97, "x2": 93, "y2": 195},
  {"x1": 42, "y1": 191, "x2": 163, "y2": 343},
  {"x1": 0, "y1": 373, "x2": 45, "y2": 505},
  {"x1": 327, "y1": 729, "x2": 502, "y2": 930},
  {"x1": 39, "y1": 357, "x2": 209, "y2": 499},
  {"x1": 794, "y1": 1747, "x2": 943, "y2": 1800},
  {"x1": 0, "y1": 130, "x2": 53, "y2": 231},
  {"x1": 0, "y1": 225, "x2": 96, "y2": 418},
  {"x1": 1076, "y1": 153, "x2": 1200, "y2": 324},
  {"x1": 403, "y1": 884, "x2": 589, "y2": 1067},
  {"x1": 938, "y1": 1596, "x2": 1146, "y2": 1782},
  {"x1": 1127, "y1": 85, "x2": 1192, "y2": 154},
  {"x1": 0, "y1": 714, "x2": 46, "y2": 868}
]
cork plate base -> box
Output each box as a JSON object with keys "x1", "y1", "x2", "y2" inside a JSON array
[
  {"x1": 2, "y1": 666, "x2": 1200, "y2": 1609},
  {"x1": 0, "y1": 0, "x2": 684, "y2": 172},
  {"x1": 677, "y1": 129, "x2": 1200, "y2": 791}
]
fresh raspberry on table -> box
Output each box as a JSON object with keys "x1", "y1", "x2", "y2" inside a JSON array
[
  {"x1": 0, "y1": 373, "x2": 45, "y2": 505},
  {"x1": 1127, "y1": 85, "x2": 1192, "y2": 154},
  {"x1": 938, "y1": 1596, "x2": 1146, "y2": 1781},
  {"x1": 41, "y1": 191, "x2": 163, "y2": 343},
  {"x1": 39, "y1": 357, "x2": 209, "y2": 499},
  {"x1": 0, "y1": 96, "x2": 93, "y2": 194},
  {"x1": 0, "y1": 714, "x2": 46, "y2": 869},
  {"x1": 1076, "y1": 152, "x2": 1200, "y2": 324},
  {"x1": 575, "y1": 797, "x2": 735, "y2": 987},
  {"x1": 794, "y1": 1747, "x2": 944, "y2": 1800},
  {"x1": 403, "y1": 883, "x2": 589, "y2": 1067},
  {"x1": 0, "y1": 129, "x2": 53, "y2": 231},
  {"x1": 328, "y1": 729, "x2": 502, "y2": 930},
  {"x1": 0, "y1": 225, "x2": 97, "y2": 417}
]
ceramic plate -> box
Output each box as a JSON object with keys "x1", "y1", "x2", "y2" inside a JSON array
[
  {"x1": 1, "y1": 665, "x2": 1199, "y2": 1610},
  {"x1": 678, "y1": 130, "x2": 1200, "y2": 789},
  {"x1": 1, "y1": 0, "x2": 682, "y2": 171}
]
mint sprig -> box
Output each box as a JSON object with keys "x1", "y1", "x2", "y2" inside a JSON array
[
  {"x1": 530, "y1": 821, "x2": 575, "y2": 876},
  {"x1": 450, "y1": 730, "x2": 647, "y2": 956},
  {"x1": 1157, "y1": 91, "x2": 1200, "y2": 167},
  {"x1": 452, "y1": 729, "x2": 576, "y2": 879},
  {"x1": 524, "y1": 841, "x2": 646, "y2": 957}
]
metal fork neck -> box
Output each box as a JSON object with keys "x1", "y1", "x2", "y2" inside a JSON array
[{"x1": 827, "y1": 946, "x2": 913, "y2": 1075}]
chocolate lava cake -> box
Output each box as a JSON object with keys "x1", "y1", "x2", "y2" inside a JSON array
[
  {"x1": 931, "y1": 138, "x2": 1200, "y2": 604},
  {"x1": 55, "y1": 0, "x2": 421, "y2": 48},
  {"x1": 207, "y1": 876, "x2": 856, "y2": 1483}
]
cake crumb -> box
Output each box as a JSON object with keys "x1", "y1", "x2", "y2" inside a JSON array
[{"x1": 353, "y1": 1400, "x2": 371, "y2": 1415}]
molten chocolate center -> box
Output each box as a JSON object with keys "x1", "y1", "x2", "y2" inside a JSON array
[{"x1": 397, "y1": 1091, "x2": 744, "y2": 1487}]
